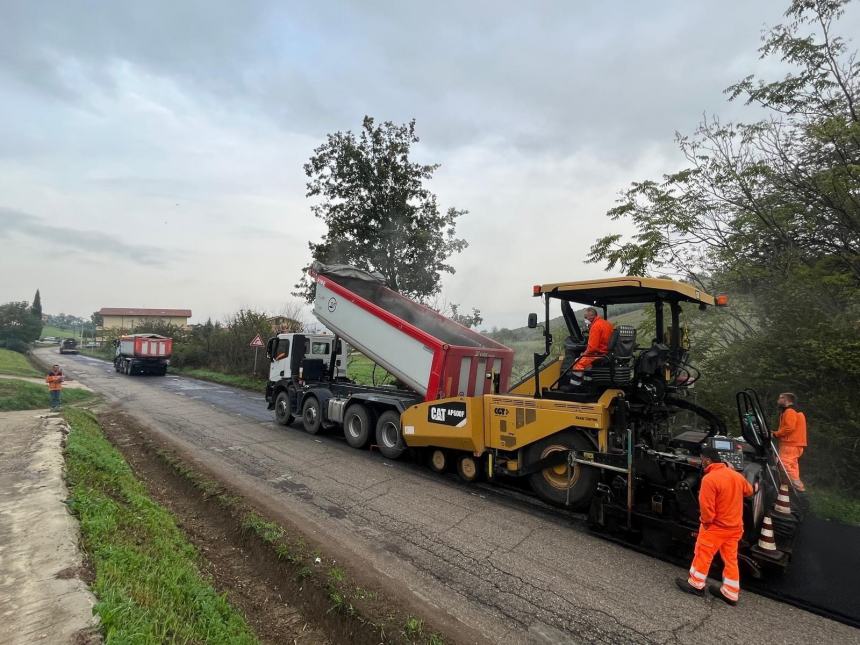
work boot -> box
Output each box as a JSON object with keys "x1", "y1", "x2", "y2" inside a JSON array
[
  {"x1": 675, "y1": 578, "x2": 704, "y2": 597},
  {"x1": 709, "y1": 584, "x2": 737, "y2": 606}
]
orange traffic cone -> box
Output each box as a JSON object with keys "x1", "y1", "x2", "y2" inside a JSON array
[
  {"x1": 773, "y1": 484, "x2": 791, "y2": 516},
  {"x1": 757, "y1": 515, "x2": 777, "y2": 552}
]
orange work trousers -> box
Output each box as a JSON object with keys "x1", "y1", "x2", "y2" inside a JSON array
[
  {"x1": 686, "y1": 525, "x2": 742, "y2": 602},
  {"x1": 779, "y1": 445, "x2": 804, "y2": 485}
]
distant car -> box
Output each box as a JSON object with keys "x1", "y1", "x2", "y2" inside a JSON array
[
  {"x1": 83, "y1": 342, "x2": 98, "y2": 348},
  {"x1": 41, "y1": 336, "x2": 57, "y2": 342}
]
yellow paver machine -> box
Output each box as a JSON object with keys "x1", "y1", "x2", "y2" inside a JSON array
[{"x1": 274, "y1": 265, "x2": 799, "y2": 572}]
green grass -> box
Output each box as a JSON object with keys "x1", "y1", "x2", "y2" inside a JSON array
[
  {"x1": 807, "y1": 488, "x2": 860, "y2": 526},
  {"x1": 348, "y1": 353, "x2": 396, "y2": 386},
  {"x1": 0, "y1": 348, "x2": 42, "y2": 377},
  {"x1": 173, "y1": 368, "x2": 266, "y2": 392},
  {"x1": 41, "y1": 324, "x2": 74, "y2": 339},
  {"x1": 80, "y1": 347, "x2": 115, "y2": 361},
  {"x1": 63, "y1": 408, "x2": 257, "y2": 644},
  {"x1": 0, "y1": 378, "x2": 93, "y2": 411}
]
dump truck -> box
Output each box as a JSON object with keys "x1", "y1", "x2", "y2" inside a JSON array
[
  {"x1": 113, "y1": 333, "x2": 172, "y2": 376},
  {"x1": 59, "y1": 338, "x2": 78, "y2": 354},
  {"x1": 265, "y1": 263, "x2": 513, "y2": 458},
  {"x1": 267, "y1": 265, "x2": 800, "y2": 573}
]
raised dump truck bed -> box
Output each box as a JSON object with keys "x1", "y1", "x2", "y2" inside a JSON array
[{"x1": 310, "y1": 262, "x2": 513, "y2": 400}]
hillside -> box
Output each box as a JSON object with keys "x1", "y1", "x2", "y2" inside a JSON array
[{"x1": 484, "y1": 304, "x2": 646, "y2": 380}]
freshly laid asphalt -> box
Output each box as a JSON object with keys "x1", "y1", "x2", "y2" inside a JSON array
[{"x1": 47, "y1": 348, "x2": 860, "y2": 644}]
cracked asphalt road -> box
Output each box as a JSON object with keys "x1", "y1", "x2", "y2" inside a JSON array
[{"x1": 48, "y1": 349, "x2": 859, "y2": 645}]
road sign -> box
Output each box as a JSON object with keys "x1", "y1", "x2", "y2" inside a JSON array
[{"x1": 249, "y1": 334, "x2": 264, "y2": 348}]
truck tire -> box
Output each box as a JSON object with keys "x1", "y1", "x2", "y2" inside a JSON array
[
  {"x1": 375, "y1": 410, "x2": 406, "y2": 459},
  {"x1": 301, "y1": 397, "x2": 323, "y2": 435},
  {"x1": 526, "y1": 429, "x2": 598, "y2": 511},
  {"x1": 274, "y1": 391, "x2": 294, "y2": 426},
  {"x1": 343, "y1": 404, "x2": 372, "y2": 448}
]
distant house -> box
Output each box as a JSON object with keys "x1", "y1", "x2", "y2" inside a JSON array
[
  {"x1": 268, "y1": 315, "x2": 302, "y2": 333},
  {"x1": 98, "y1": 308, "x2": 192, "y2": 334}
]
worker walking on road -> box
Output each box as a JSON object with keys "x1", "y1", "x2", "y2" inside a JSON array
[
  {"x1": 773, "y1": 392, "x2": 807, "y2": 492},
  {"x1": 46, "y1": 364, "x2": 64, "y2": 411},
  {"x1": 676, "y1": 446, "x2": 753, "y2": 605}
]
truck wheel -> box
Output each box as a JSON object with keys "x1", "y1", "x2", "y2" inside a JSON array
[
  {"x1": 301, "y1": 397, "x2": 323, "y2": 435},
  {"x1": 429, "y1": 448, "x2": 448, "y2": 473},
  {"x1": 526, "y1": 429, "x2": 598, "y2": 511},
  {"x1": 375, "y1": 410, "x2": 406, "y2": 459},
  {"x1": 343, "y1": 404, "x2": 372, "y2": 448},
  {"x1": 457, "y1": 454, "x2": 484, "y2": 483},
  {"x1": 274, "y1": 391, "x2": 294, "y2": 426}
]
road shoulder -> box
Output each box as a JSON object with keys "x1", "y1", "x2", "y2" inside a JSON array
[{"x1": 0, "y1": 410, "x2": 100, "y2": 645}]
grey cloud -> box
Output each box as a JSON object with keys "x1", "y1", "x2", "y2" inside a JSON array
[
  {"x1": 5, "y1": 0, "x2": 847, "y2": 157},
  {"x1": 0, "y1": 207, "x2": 168, "y2": 264}
]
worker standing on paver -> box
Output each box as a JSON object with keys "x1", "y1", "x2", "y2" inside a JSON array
[
  {"x1": 773, "y1": 392, "x2": 807, "y2": 492},
  {"x1": 676, "y1": 446, "x2": 754, "y2": 606},
  {"x1": 46, "y1": 364, "x2": 64, "y2": 411}
]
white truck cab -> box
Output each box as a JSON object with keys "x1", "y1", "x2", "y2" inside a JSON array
[{"x1": 266, "y1": 333, "x2": 348, "y2": 382}]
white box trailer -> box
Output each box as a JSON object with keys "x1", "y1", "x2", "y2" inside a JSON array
[{"x1": 310, "y1": 263, "x2": 513, "y2": 401}]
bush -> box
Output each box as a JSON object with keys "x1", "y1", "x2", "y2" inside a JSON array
[{"x1": 0, "y1": 338, "x2": 31, "y2": 354}]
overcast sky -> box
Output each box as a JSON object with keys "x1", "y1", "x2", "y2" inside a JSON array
[{"x1": 1, "y1": 1, "x2": 856, "y2": 329}]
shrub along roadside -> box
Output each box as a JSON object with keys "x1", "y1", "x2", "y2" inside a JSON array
[{"x1": 63, "y1": 408, "x2": 257, "y2": 644}]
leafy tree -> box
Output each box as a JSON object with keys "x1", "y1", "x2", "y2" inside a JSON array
[
  {"x1": 31, "y1": 289, "x2": 42, "y2": 319},
  {"x1": 295, "y1": 116, "x2": 469, "y2": 303},
  {"x1": 588, "y1": 0, "x2": 860, "y2": 491},
  {"x1": 0, "y1": 301, "x2": 42, "y2": 346}
]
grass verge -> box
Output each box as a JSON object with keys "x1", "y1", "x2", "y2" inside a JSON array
[
  {"x1": 0, "y1": 379, "x2": 92, "y2": 411},
  {"x1": 0, "y1": 347, "x2": 42, "y2": 377},
  {"x1": 157, "y1": 449, "x2": 447, "y2": 644},
  {"x1": 63, "y1": 408, "x2": 258, "y2": 644},
  {"x1": 79, "y1": 347, "x2": 115, "y2": 361},
  {"x1": 171, "y1": 367, "x2": 266, "y2": 392},
  {"x1": 807, "y1": 487, "x2": 860, "y2": 526}
]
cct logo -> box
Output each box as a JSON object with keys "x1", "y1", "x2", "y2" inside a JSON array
[
  {"x1": 427, "y1": 402, "x2": 468, "y2": 427},
  {"x1": 494, "y1": 407, "x2": 509, "y2": 416}
]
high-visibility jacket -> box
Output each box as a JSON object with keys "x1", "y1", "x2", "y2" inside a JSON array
[
  {"x1": 46, "y1": 373, "x2": 63, "y2": 391},
  {"x1": 573, "y1": 316, "x2": 614, "y2": 371},
  {"x1": 774, "y1": 407, "x2": 807, "y2": 447},
  {"x1": 699, "y1": 462, "x2": 753, "y2": 531}
]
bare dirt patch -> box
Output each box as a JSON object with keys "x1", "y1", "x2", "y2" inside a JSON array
[{"x1": 96, "y1": 407, "x2": 457, "y2": 645}]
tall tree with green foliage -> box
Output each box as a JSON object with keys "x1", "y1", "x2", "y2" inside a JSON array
[
  {"x1": 0, "y1": 301, "x2": 42, "y2": 349},
  {"x1": 31, "y1": 289, "x2": 42, "y2": 319},
  {"x1": 295, "y1": 116, "x2": 469, "y2": 303},
  {"x1": 589, "y1": 0, "x2": 859, "y2": 492}
]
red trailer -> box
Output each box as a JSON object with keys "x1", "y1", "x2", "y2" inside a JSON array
[{"x1": 114, "y1": 333, "x2": 172, "y2": 376}]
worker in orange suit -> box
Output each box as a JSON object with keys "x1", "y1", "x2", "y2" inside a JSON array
[
  {"x1": 568, "y1": 308, "x2": 614, "y2": 386},
  {"x1": 773, "y1": 392, "x2": 807, "y2": 492},
  {"x1": 46, "y1": 364, "x2": 64, "y2": 411},
  {"x1": 676, "y1": 446, "x2": 754, "y2": 606}
]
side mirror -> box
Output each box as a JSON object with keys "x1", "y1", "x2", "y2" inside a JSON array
[{"x1": 527, "y1": 313, "x2": 538, "y2": 329}]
